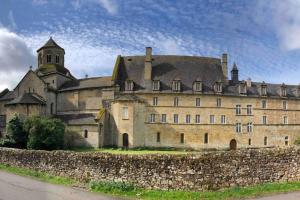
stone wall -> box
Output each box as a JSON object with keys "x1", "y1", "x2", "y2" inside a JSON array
[{"x1": 0, "y1": 147, "x2": 300, "y2": 191}]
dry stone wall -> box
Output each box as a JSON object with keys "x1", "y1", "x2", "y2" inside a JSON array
[{"x1": 0, "y1": 147, "x2": 300, "y2": 191}]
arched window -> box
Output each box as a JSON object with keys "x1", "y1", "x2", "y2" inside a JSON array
[
  {"x1": 204, "y1": 133, "x2": 208, "y2": 144},
  {"x1": 180, "y1": 133, "x2": 184, "y2": 144},
  {"x1": 264, "y1": 136, "x2": 268, "y2": 146},
  {"x1": 84, "y1": 129, "x2": 88, "y2": 138}
]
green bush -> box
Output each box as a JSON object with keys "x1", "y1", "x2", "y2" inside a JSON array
[
  {"x1": 0, "y1": 138, "x2": 16, "y2": 148},
  {"x1": 6, "y1": 115, "x2": 27, "y2": 148},
  {"x1": 24, "y1": 116, "x2": 65, "y2": 150},
  {"x1": 294, "y1": 138, "x2": 300, "y2": 145},
  {"x1": 89, "y1": 180, "x2": 136, "y2": 192}
]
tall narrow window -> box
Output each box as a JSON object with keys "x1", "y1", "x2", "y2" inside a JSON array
[
  {"x1": 246, "y1": 105, "x2": 252, "y2": 115},
  {"x1": 153, "y1": 97, "x2": 158, "y2": 106},
  {"x1": 161, "y1": 114, "x2": 167, "y2": 123},
  {"x1": 150, "y1": 114, "x2": 156, "y2": 123},
  {"x1": 196, "y1": 98, "x2": 201, "y2": 107},
  {"x1": 156, "y1": 132, "x2": 160, "y2": 143},
  {"x1": 186, "y1": 115, "x2": 191, "y2": 124},
  {"x1": 46, "y1": 54, "x2": 52, "y2": 63},
  {"x1": 180, "y1": 133, "x2": 184, "y2": 144},
  {"x1": 193, "y1": 81, "x2": 202, "y2": 92},
  {"x1": 264, "y1": 136, "x2": 268, "y2": 145},
  {"x1": 248, "y1": 138, "x2": 252, "y2": 145},
  {"x1": 174, "y1": 97, "x2": 179, "y2": 106},
  {"x1": 236, "y1": 123, "x2": 242, "y2": 133},
  {"x1": 210, "y1": 115, "x2": 215, "y2": 124},
  {"x1": 217, "y1": 98, "x2": 222, "y2": 107},
  {"x1": 125, "y1": 80, "x2": 134, "y2": 91},
  {"x1": 204, "y1": 133, "x2": 208, "y2": 144},
  {"x1": 84, "y1": 129, "x2": 88, "y2": 138},
  {"x1": 221, "y1": 115, "x2": 226, "y2": 124},
  {"x1": 122, "y1": 107, "x2": 129, "y2": 119},
  {"x1": 247, "y1": 123, "x2": 253, "y2": 133},
  {"x1": 152, "y1": 80, "x2": 160, "y2": 91},
  {"x1": 236, "y1": 105, "x2": 241, "y2": 115},
  {"x1": 262, "y1": 100, "x2": 267, "y2": 109},
  {"x1": 283, "y1": 101, "x2": 287, "y2": 110},
  {"x1": 172, "y1": 80, "x2": 181, "y2": 92},
  {"x1": 195, "y1": 115, "x2": 201, "y2": 124},
  {"x1": 174, "y1": 114, "x2": 179, "y2": 123},
  {"x1": 50, "y1": 103, "x2": 54, "y2": 115},
  {"x1": 262, "y1": 116, "x2": 267, "y2": 125},
  {"x1": 283, "y1": 116, "x2": 288, "y2": 124},
  {"x1": 55, "y1": 55, "x2": 59, "y2": 64}
]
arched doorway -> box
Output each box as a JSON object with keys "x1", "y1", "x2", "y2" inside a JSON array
[
  {"x1": 229, "y1": 139, "x2": 237, "y2": 150},
  {"x1": 122, "y1": 133, "x2": 129, "y2": 148}
]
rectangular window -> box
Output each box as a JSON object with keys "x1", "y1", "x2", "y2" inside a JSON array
[
  {"x1": 262, "y1": 100, "x2": 267, "y2": 109},
  {"x1": 174, "y1": 114, "x2": 179, "y2": 123},
  {"x1": 174, "y1": 97, "x2": 179, "y2": 106},
  {"x1": 248, "y1": 138, "x2": 252, "y2": 145},
  {"x1": 283, "y1": 116, "x2": 288, "y2": 124},
  {"x1": 262, "y1": 116, "x2": 267, "y2": 124},
  {"x1": 210, "y1": 115, "x2": 215, "y2": 124},
  {"x1": 172, "y1": 81, "x2": 181, "y2": 91},
  {"x1": 150, "y1": 114, "x2": 156, "y2": 123},
  {"x1": 236, "y1": 123, "x2": 242, "y2": 133},
  {"x1": 217, "y1": 98, "x2": 222, "y2": 107},
  {"x1": 236, "y1": 105, "x2": 241, "y2": 115},
  {"x1": 152, "y1": 80, "x2": 160, "y2": 91},
  {"x1": 195, "y1": 115, "x2": 201, "y2": 124},
  {"x1": 156, "y1": 132, "x2": 160, "y2": 143},
  {"x1": 46, "y1": 54, "x2": 52, "y2": 63},
  {"x1": 122, "y1": 107, "x2": 129, "y2": 119},
  {"x1": 186, "y1": 115, "x2": 191, "y2": 124},
  {"x1": 153, "y1": 97, "x2": 158, "y2": 106},
  {"x1": 161, "y1": 114, "x2": 167, "y2": 123},
  {"x1": 196, "y1": 98, "x2": 201, "y2": 107},
  {"x1": 247, "y1": 123, "x2": 253, "y2": 133},
  {"x1": 204, "y1": 133, "x2": 208, "y2": 144},
  {"x1": 247, "y1": 105, "x2": 252, "y2": 115},
  {"x1": 283, "y1": 101, "x2": 287, "y2": 110},
  {"x1": 55, "y1": 55, "x2": 59, "y2": 63},
  {"x1": 221, "y1": 115, "x2": 226, "y2": 124}
]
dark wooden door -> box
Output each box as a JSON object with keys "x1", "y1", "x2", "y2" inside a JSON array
[
  {"x1": 230, "y1": 139, "x2": 237, "y2": 150},
  {"x1": 123, "y1": 133, "x2": 129, "y2": 148}
]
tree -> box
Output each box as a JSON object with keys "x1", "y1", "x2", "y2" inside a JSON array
[
  {"x1": 6, "y1": 115, "x2": 27, "y2": 148},
  {"x1": 24, "y1": 116, "x2": 65, "y2": 150}
]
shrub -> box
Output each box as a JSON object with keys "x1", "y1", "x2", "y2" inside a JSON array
[
  {"x1": 24, "y1": 116, "x2": 65, "y2": 150},
  {"x1": 0, "y1": 138, "x2": 16, "y2": 148},
  {"x1": 294, "y1": 138, "x2": 300, "y2": 145},
  {"x1": 6, "y1": 115, "x2": 27, "y2": 148},
  {"x1": 89, "y1": 180, "x2": 136, "y2": 193}
]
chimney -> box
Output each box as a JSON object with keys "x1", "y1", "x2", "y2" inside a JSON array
[
  {"x1": 221, "y1": 53, "x2": 228, "y2": 81},
  {"x1": 85, "y1": 74, "x2": 88, "y2": 79},
  {"x1": 231, "y1": 62, "x2": 239, "y2": 84},
  {"x1": 246, "y1": 78, "x2": 252, "y2": 87},
  {"x1": 144, "y1": 47, "x2": 152, "y2": 89}
]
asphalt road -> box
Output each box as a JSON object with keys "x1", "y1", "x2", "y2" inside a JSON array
[{"x1": 0, "y1": 171, "x2": 121, "y2": 200}]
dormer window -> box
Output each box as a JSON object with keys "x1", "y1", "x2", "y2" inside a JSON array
[
  {"x1": 152, "y1": 80, "x2": 160, "y2": 91},
  {"x1": 239, "y1": 82, "x2": 247, "y2": 95},
  {"x1": 193, "y1": 81, "x2": 202, "y2": 92},
  {"x1": 172, "y1": 80, "x2": 181, "y2": 92},
  {"x1": 260, "y1": 82, "x2": 267, "y2": 96},
  {"x1": 46, "y1": 54, "x2": 52, "y2": 63},
  {"x1": 55, "y1": 55, "x2": 60, "y2": 64},
  {"x1": 214, "y1": 82, "x2": 222, "y2": 93},
  {"x1": 125, "y1": 80, "x2": 134, "y2": 91},
  {"x1": 280, "y1": 84, "x2": 287, "y2": 97}
]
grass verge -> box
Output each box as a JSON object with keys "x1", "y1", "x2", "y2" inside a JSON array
[{"x1": 2, "y1": 163, "x2": 300, "y2": 200}]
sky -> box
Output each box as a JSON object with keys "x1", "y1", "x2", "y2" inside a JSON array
[{"x1": 1, "y1": 0, "x2": 300, "y2": 91}]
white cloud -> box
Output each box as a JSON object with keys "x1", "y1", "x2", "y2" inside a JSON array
[
  {"x1": 98, "y1": 0, "x2": 118, "y2": 15},
  {"x1": 271, "y1": 0, "x2": 300, "y2": 50},
  {"x1": 8, "y1": 11, "x2": 17, "y2": 29},
  {"x1": 0, "y1": 28, "x2": 35, "y2": 90}
]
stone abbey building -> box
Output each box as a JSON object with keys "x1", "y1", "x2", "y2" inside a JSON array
[{"x1": 0, "y1": 38, "x2": 299, "y2": 149}]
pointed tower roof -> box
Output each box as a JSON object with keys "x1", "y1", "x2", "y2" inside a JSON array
[
  {"x1": 232, "y1": 62, "x2": 238, "y2": 71},
  {"x1": 37, "y1": 37, "x2": 65, "y2": 53}
]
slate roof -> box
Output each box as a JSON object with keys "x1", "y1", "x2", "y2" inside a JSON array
[
  {"x1": 37, "y1": 37, "x2": 64, "y2": 52},
  {"x1": 56, "y1": 113, "x2": 97, "y2": 125},
  {"x1": 59, "y1": 76, "x2": 112, "y2": 91},
  {"x1": 116, "y1": 55, "x2": 225, "y2": 92},
  {"x1": 6, "y1": 93, "x2": 46, "y2": 105},
  {"x1": 0, "y1": 90, "x2": 14, "y2": 101},
  {"x1": 114, "y1": 55, "x2": 300, "y2": 98},
  {"x1": 0, "y1": 115, "x2": 6, "y2": 127},
  {"x1": 36, "y1": 64, "x2": 74, "y2": 78}
]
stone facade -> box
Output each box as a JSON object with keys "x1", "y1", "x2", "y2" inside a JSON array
[
  {"x1": 0, "y1": 38, "x2": 299, "y2": 149},
  {"x1": 1, "y1": 147, "x2": 300, "y2": 191}
]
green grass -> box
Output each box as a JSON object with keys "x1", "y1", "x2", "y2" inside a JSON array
[{"x1": 2, "y1": 163, "x2": 300, "y2": 200}]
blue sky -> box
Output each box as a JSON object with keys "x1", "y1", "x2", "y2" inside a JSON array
[{"x1": 1, "y1": 0, "x2": 300, "y2": 91}]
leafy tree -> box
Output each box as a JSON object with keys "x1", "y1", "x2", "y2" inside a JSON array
[
  {"x1": 24, "y1": 116, "x2": 65, "y2": 150},
  {"x1": 6, "y1": 115, "x2": 27, "y2": 148}
]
